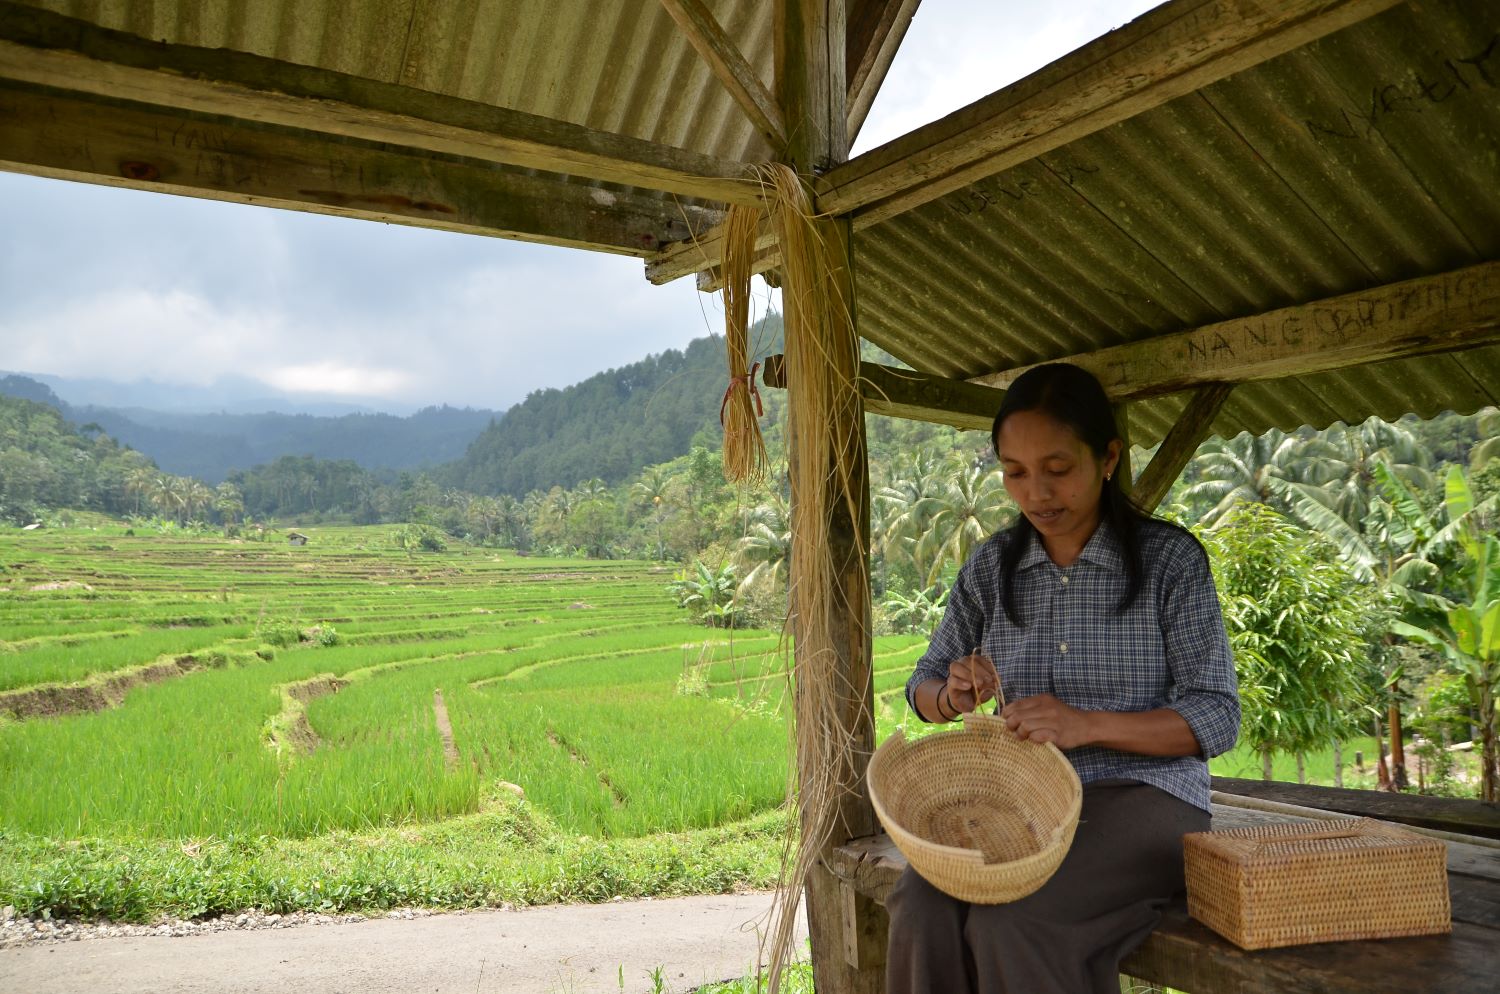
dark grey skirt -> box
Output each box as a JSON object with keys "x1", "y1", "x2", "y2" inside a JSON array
[{"x1": 886, "y1": 779, "x2": 1210, "y2": 994}]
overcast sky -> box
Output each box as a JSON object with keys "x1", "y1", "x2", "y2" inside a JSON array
[{"x1": 0, "y1": 0, "x2": 1155, "y2": 414}]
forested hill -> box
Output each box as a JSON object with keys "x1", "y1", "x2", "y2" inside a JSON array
[
  {"x1": 0, "y1": 392, "x2": 148, "y2": 521},
  {"x1": 0, "y1": 376, "x2": 497, "y2": 483},
  {"x1": 443, "y1": 316, "x2": 786, "y2": 496}
]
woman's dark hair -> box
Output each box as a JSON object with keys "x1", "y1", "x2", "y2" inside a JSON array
[{"x1": 990, "y1": 363, "x2": 1152, "y2": 625}]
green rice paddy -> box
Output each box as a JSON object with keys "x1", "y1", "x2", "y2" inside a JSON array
[{"x1": 1, "y1": 527, "x2": 824, "y2": 842}]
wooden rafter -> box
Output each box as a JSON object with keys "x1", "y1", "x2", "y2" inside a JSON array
[
  {"x1": 1133, "y1": 383, "x2": 1235, "y2": 513},
  {"x1": 816, "y1": 0, "x2": 1402, "y2": 224},
  {"x1": 844, "y1": 0, "x2": 920, "y2": 143},
  {"x1": 974, "y1": 262, "x2": 1500, "y2": 400},
  {"x1": 0, "y1": 2, "x2": 760, "y2": 207},
  {"x1": 646, "y1": 0, "x2": 1401, "y2": 284},
  {"x1": 659, "y1": 0, "x2": 787, "y2": 149},
  {"x1": 0, "y1": 85, "x2": 721, "y2": 257}
]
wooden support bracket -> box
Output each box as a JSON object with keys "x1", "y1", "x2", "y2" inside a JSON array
[
  {"x1": 840, "y1": 875, "x2": 888, "y2": 969},
  {"x1": 1133, "y1": 384, "x2": 1234, "y2": 513}
]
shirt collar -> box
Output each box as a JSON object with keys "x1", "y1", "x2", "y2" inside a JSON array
[{"x1": 1017, "y1": 520, "x2": 1126, "y2": 574}]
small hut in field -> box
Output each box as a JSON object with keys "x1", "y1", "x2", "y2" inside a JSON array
[{"x1": 3, "y1": 1, "x2": 1496, "y2": 989}]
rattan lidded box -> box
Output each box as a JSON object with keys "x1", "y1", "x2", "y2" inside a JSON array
[{"x1": 1183, "y1": 817, "x2": 1451, "y2": 950}]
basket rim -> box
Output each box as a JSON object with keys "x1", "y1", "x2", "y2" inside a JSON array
[{"x1": 867, "y1": 714, "x2": 1083, "y2": 876}]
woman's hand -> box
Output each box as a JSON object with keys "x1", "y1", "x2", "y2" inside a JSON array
[
  {"x1": 945, "y1": 651, "x2": 999, "y2": 715},
  {"x1": 1002, "y1": 694, "x2": 1092, "y2": 749}
]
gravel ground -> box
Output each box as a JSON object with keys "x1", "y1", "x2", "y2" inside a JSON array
[{"x1": 0, "y1": 893, "x2": 805, "y2": 994}]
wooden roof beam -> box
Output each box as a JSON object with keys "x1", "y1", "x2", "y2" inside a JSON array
[
  {"x1": 0, "y1": 85, "x2": 722, "y2": 257},
  {"x1": 845, "y1": 0, "x2": 920, "y2": 144},
  {"x1": 647, "y1": 0, "x2": 1401, "y2": 283},
  {"x1": 817, "y1": 0, "x2": 1404, "y2": 225},
  {"x1": 767, "y1": 262, "x2": 1500, "y2": 435},
  {"x1": 659, "y1": 0, "x2": 787, "y2": 150},
  {"x1": 763, "y1": 353, "x2": 1005, "y2": 432},
  {"x1": 0, "y1": 2, "x2": 760, "y2": 207},
  {"x1": 973, "y1": 262, "x2": 1500, "y2": 401}
]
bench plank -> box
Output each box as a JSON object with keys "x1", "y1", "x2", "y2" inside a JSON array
[
  {"x1": 1119, "y1": 908, "x2": 1499, "y2": 994},
  {"x1": 1212, "y1": 777, "x2": 1500, "y2": 840}
]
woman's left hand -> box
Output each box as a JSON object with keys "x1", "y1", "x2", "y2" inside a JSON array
[{"x1": 1001, "y1": 694, "x2": 1092, "y2": 749}]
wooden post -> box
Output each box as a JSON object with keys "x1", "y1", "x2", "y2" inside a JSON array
[{"x1": 777, "y1": 1, "x2": 883, "y2": 991}]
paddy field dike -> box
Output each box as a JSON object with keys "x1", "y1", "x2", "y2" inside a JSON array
[{"x1": 0, "y1": 526, "x2": 929, "y2": 924}]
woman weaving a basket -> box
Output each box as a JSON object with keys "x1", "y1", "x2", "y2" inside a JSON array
[{"x1": 888, "y1": 362, "x2": 1241, "y2": 994}]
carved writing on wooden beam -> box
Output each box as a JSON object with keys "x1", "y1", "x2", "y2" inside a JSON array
[
  {"x1": 975, "y1": 262, "x2": 1500, "y2": 400},
  {"x1": 1103, "y1": 266, "x2": 1499, "y2": 394}
]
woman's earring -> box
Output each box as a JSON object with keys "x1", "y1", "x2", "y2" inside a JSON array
[{"x1": 1105, "y1": 472, "x2": 1112, "y2": 482}]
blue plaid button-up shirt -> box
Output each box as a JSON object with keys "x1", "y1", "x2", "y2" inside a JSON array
[{"x1": 905, "y1": 519, "x2": 1239, "y2": 812}]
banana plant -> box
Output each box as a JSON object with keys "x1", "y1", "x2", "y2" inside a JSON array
[{"x1": 1391, "y1": 467, "x2": 1500, "y2": 802}]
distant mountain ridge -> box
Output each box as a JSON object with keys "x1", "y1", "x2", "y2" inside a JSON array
[
  {"x1": 2, "y1": 314, "x2": 786, "y2": 495},
  {"x1": 443, "y1": 314, "x2": 785, "y2": 496},
  {"x1": 0, "y1": 374, "x2": 499, "y2": 483}
]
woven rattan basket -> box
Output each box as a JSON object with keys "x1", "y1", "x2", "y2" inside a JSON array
[
  {"x1": 1184, "y1": 817, "x2": 1451, "y2": 950},
  {"x1": 868, "y1": 711, "x2": 1082, "y2": 904}
]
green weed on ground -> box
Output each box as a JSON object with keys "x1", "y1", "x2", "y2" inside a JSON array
[{"x1": 0, "y1": 795, "x2": 785, "y2": 923}]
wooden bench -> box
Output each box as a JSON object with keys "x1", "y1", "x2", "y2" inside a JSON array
[{"x1": 828, "y1": 784, "x2": 1500, "y2": 993}]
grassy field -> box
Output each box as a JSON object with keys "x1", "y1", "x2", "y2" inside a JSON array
[
  {"x1": 0, "y1": 523, "x2": 1456, "y2": 926},
  {"x1": 0, "y1": 525, "x2": 865, "y2": 919}
]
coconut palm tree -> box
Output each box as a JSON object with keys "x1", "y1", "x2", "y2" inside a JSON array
[
  {"x1": 575, "y1": 477, "x2": 611, "y2": 503},
  {"x1": 1182, "y1": 428, "x2": 1331, "y2": 527},
  {"x1": 124, "y1": 464, "x2": 157, "y2": 517},
  {"x1": 496, "y1": 494, "x2": 530, "y2": 550},
  {"x1": 874, "y1": 447, "x2": 953, "y2": 580},
  {"x1": 735, "y1": 496, "x2": 791, "y2": 593},
  {"x1": 214, "y1": 482, "x2": 244, "y2": 534},
  {"x1": 631, "y1": 466, "x2": 671, "y2": 509},
  {"x1": 1472, "y1": 407, "x2": 1500, "y2": 471},
  {"x1": 1271, "y1": 418, "x2": 1433, "y2": 545},
  {"x1": 183, "y1": 479, "x2": 215, "y2": 524},
  {"x1": 913, "y1": 463, "x2": 1012, "y2": 586},
  {"x1": 465, "y1": 495, "x2": 501, "y2": 543},
  {"x1": 147, "y1": 474, "x2": 186, "y2": 524}
]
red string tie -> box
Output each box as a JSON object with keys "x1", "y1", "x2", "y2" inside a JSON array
[{"x1": 719, "y1": 360, "x2": 764, "y2": 427}]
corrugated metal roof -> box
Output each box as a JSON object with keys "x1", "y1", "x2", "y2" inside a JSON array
[
  {"x1": 8, "y1": 0, "x2": 1497, "y2": 443},
  {"x1": 22, "y1": 0, "x2": 776, "y2": 162},
  {"x1": 852, "y1": 0, "x2": 1500, "y2": 443}
]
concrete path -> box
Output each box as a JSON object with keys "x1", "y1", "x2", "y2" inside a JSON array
[{"x1": 0, "y1": 893, "x2": 808, "y2": 994}]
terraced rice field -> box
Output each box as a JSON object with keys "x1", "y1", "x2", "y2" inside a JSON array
[{"x1": 0, "y1": 526, "x2": 930, "y2": 845}]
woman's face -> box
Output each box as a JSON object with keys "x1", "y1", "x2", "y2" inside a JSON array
[{"x1": 996, "y1": 409, "x2": 1120, "y2": 556}]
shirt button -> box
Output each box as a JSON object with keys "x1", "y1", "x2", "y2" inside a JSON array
[
  {"x1": 1060, "y1": 575, "x2": 1069, "y2": 586},
  {"x1": 1058, "y1": 642, "x2": 1068, "y2": 653}
]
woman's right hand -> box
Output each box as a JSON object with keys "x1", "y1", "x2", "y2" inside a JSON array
[{"x1": 946, "y1": 651, "x2": 999, "y2": 714}]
